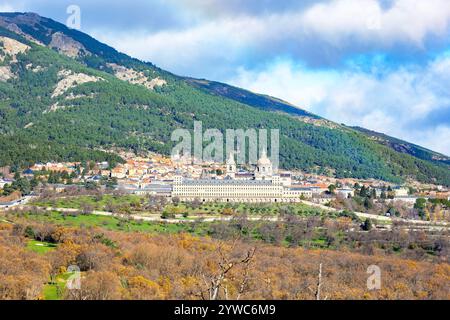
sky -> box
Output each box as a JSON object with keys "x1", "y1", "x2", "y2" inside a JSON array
[{"x1": 1, "y1": 0, "x2": 450, "y2": 156}]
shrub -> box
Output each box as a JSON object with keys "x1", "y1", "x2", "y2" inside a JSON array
[
  {"x1": 161, "y1": 211, "x2": 175, "y2": 220},
  {"x1": 361, "y1": 219, "x2": 373, "y2": 231},
  {"x1": 24, "y1": 225, "x2": 35, "y2": 238}
]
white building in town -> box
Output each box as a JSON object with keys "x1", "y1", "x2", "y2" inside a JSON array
[
  {"x1": 0, "y1": 179, "x2": 8, "y2": 189},
  {"x1": 336, "y1": 188, "x2": 354, "y2": 198},
  {"x1": 393, "y1": 186, "x2": 409, "y2": 197},
  {"x1": 172, "y1": 152, "x2": 312, "y2": 203}
]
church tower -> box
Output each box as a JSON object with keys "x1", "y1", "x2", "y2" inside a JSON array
[
  {"x1": 226, "y1": 152, "x2": 236, "y2": 179},
  {"x1": 255, "y1": 150, "x2": 273, "y2": 180}
]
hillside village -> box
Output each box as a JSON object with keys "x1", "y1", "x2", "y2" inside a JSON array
[{"x1": 1, "y1": 150, "x2": 449, "y2": 222}]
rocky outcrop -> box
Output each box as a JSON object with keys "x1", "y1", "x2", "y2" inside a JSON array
[
  {"x1": 49, "y1": 32, "x2": 88, "y2": 58},
  {"x1": 0, "y1": 66, "x2": 14, "y2": 82},
  {"x1": 44, "y1": 102, "x2": 72, "y2": 113},
  {"x1": 52, "y1": 69, "x2": 103, "y2": 98},
  {"x1": 107, "y1": 63, "x2": 167, "y2": 90},
  {"x1": 25, "y1": 63, "x2": 46, "y2": 73},
  {"x1": 0, "y1": 36, "x2": 30, "y2": 62},
  {"x1": 0, "y1": 13, "x2": 45, "y2": 45}
]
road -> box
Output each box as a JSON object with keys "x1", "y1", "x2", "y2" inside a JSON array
[{"x1": 0, "y1": 195, "x2": 36, "y2": 209}]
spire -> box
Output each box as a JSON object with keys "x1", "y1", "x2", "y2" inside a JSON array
[
  {"x1": 226, "y1": 151, "x2": 236, "y2": 178},
  {"x1": 258, "y1": 149, "x2": 271, "y2": 166},
  {"x1": 227, "y1": 152, "x2": 235, "y2": 164},
  {"x1": 260, "y1": 149, "x2": 268, "y2": 160}
]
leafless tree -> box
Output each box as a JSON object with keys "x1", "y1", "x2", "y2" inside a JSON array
[
  {"x1": 199, "y1": 240, "x2": 256, "y2": 300},
  {"x1": 315, "y1": 263, "x2": 323, "y2": 300},
  {"x1": 308, "y1": 263, "x2": 327, "y2": 300},
  {"x1": 80, "y1": 202, "x2": 94, "y2": 215}
]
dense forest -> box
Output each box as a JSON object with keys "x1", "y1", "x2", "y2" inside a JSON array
[{"x1": 0, "y1": 13, "x2": 449, "y2": 185}]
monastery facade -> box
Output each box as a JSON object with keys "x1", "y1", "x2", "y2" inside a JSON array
[{"x1": 172, "y1": 152, "x2": 313, "y2": 203}]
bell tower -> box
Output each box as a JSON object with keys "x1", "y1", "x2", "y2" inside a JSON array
[{"x1": 226, "y1": 152, "x2": 236, "y2": 179}]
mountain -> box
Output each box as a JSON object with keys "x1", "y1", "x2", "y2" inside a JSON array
[
  {"x1": 352, "y1": 126, "x2": 450, "y2": 167},
  {"x1": 0, "y1": 12, "x2": 449, "y2": 186}
]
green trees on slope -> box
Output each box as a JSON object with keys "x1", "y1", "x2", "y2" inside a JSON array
[{"x1": 0, "y1": 28, "x2": 449, "y2": 186}]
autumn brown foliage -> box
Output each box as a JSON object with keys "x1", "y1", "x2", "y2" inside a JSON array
[
  {"x1": 0, "y1": 224, "x2": 50, "y2": 300},
  {"x1": 0, "y1": 221, "x2": 449, "y2": 300}
]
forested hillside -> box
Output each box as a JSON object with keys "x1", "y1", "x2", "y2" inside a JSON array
[
  {"x1": 0, "y1": 12, "x2": 449, "y2": 185},
  {"x1": 352, "y1": 126, "x2": 450, "y2": 166},
  {"x1": 186, "y1": 78, "x2": 319, "y2": 118}
]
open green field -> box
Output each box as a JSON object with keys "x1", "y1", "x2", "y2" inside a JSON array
[
  {"x1": 27, "y1": 240, "x2": 57, "y2": 254},
  {"x1": 14, "y1": 211, "x2": 209, "y2": 236},
  {"x1": 43, "y1": 272, "x2": 76, "y2": 300}
]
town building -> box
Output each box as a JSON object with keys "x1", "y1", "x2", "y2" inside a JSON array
[
  {"x1": 119, "y1": 181, "x2": 172, "y2": 197},
  {"x1": 388, "y1": 196, "x2": 421, "y2": 205},
  {"x1": 336, "y1": 188, "x2": 354, "y2": 198},
  {"x1": 0, "y1": 178, "x2": 10, "y2": 189},
  {"x1": 393, "y1": 186, "x2": 409, "y2": 197},
  {"x1": 30, "y1": 162, "x2": 76, "y2": 174},
  {"x1": 111, "y1": 166, "x2": 127, "y2": 179}
]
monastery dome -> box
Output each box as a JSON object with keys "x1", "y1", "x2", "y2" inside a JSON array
[{"x1": 257, "y1": 151, "x2": 272, "y2": 166}]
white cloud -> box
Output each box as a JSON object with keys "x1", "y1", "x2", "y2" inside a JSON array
[
  {"x1": 0, "y1": 2, "x2": 22, "y2": 12},
  {"x1": 229, "y1": 55, "x2": 450, "y2": 156},
  {"x1": 91, "y1": 0, "x2": 450, "y2": 78},
  {"x1": 413, "y1": 126, "x2": 450, "y2": 157},
  {"x1": 230, "y1": 60, "x2": 339, "y2": 109},
  {"x1": 302, "y1": 0, "x2": 450, "y2": 45}
]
